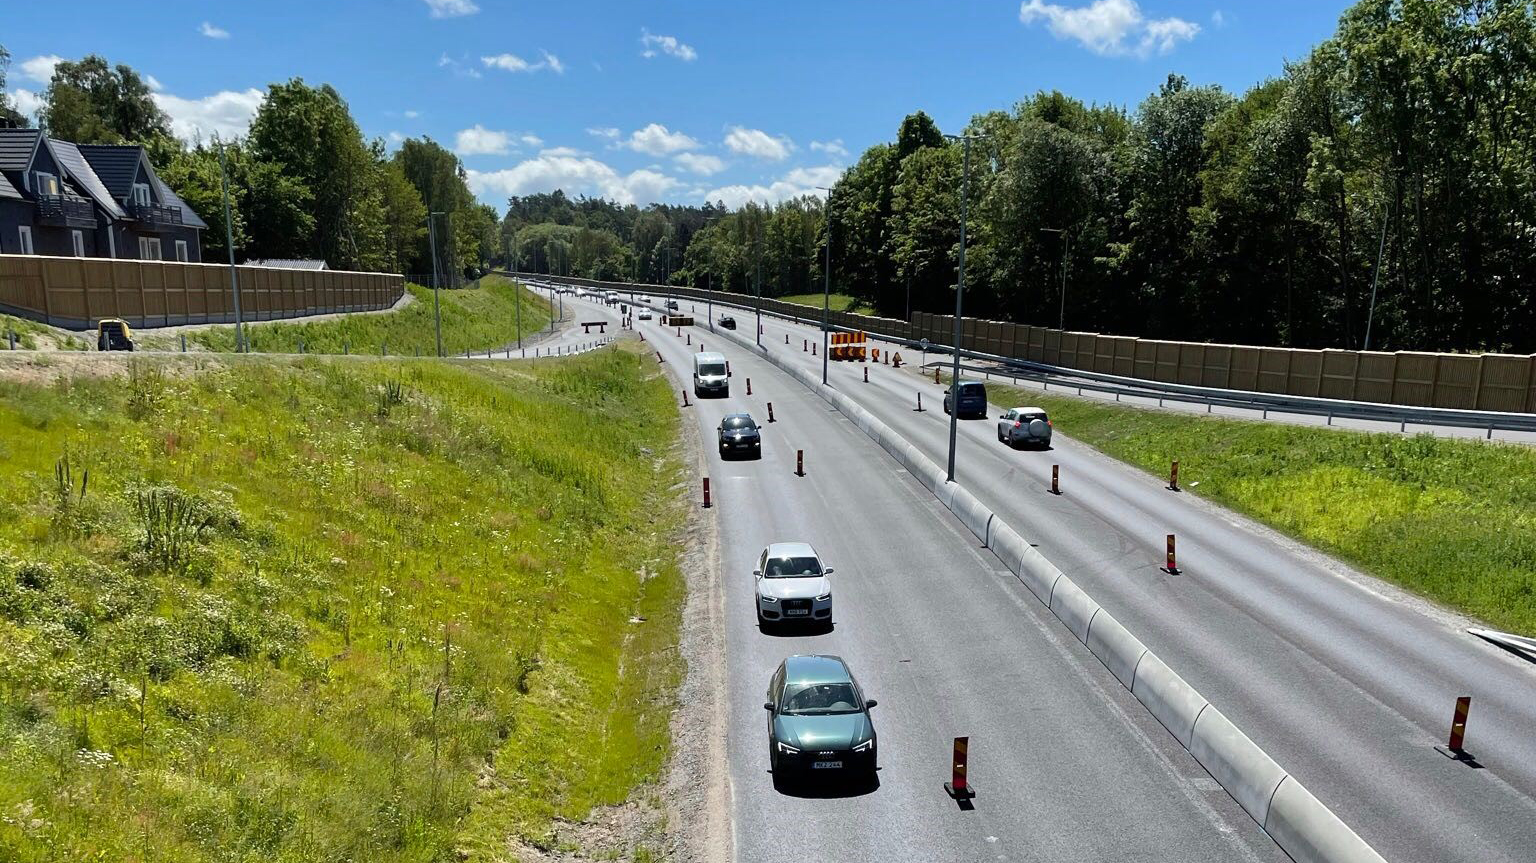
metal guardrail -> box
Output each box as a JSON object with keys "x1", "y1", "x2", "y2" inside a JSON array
[{"x1": 520, "y1": 275, "x2": 1536, "y2": 436}]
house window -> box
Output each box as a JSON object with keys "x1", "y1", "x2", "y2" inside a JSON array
[
  {"x1": 132, "y1": 183, "x2": 152, "y2": 206},
  {"x1": 71, "y1": 230, "x2": 85, "y2": 257},
  {"x1": 174, "y1": 240, "x2": 189, "y2": 262},
  {"x1": 35, "y1": 172, "x2": 60, "y2": 196},
  {"x1": 139, "y1": 236, "x2": 162, "y2": 259},
  {"x1": 18, "y1": 226, "x2": 34, "y2": 255}
]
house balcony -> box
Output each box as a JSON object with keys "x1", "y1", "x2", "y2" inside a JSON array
[
  {"x1": 36, "y1": 194, "x2": 99, "y2": 228},
  {"x1": 130, "y1": 201, "x2": 183, "y2": 228}
]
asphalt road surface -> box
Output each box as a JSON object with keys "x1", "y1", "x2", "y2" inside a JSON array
[{"x1": 654, "y1": 296, "x2": 1536, "y2": 863}]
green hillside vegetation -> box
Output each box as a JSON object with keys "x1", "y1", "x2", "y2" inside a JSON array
[
  {"x1": 985, "y1": 381, "x2": 1536, "y2": 634},
  {"x1": 777, "y1": 293, "x2": 872, "y2": 314},
  {"x1": 140, "y1": 275, "x2": 553, "y2": 357},
  {"x1": 0, "y1": 347, "x2": 685, "y2": 861}
]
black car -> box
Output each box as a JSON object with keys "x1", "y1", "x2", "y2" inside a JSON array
[
  {"x1": 666, "y1": 300, "x2": 680, "y2": 311},
  {"x1": 717, "y1": 413, "x2": 762, "y2": 458},
  {"x1": 943, "y1": 380, "x2": 988, "y2": 419},
  {"x1": 719, "y1": 315, "x2": 737, "y2": 330},
  {"x1": 765, "y1": 655, "x2": 877, "y2": 784}
]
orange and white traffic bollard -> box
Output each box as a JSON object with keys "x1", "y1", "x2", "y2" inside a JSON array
[
  {"x1": 702, "y1": 478, "x2": 712, "y2": 508},
  {"x1": 746, "y1": 378, "x2": 752, "y2": 395},
  {"x1": 687, "y1": 333, "x2": 691, "y2": 345},
  {"x1": 863, "y1": 367, "x2": 869, "y2": 383},
  {"x1": 726, "y1": 361, "x2": 731, "y2": 378},
  {"x1": 795, "y1": 450, "x2": 804, "y2": 477},
  {"x1": 1168, "y1": 460, "x2": 1180, "y2": 492},
  {"x1": 812, "y1": 343, "x2": 817, "y2": 357},
  {"x1": 1051, "y1": 465, "x2": 1061, "y2": 495},
  {"x1": 1162, "y1": 534, "x2": 1179, "y2": 574},
  {"x1": 944, "y1": 736, "x2": 975, "y2": 800},
  {"x1": 767, "y1": 402, "x2": 775, "y2": 423},
  {"x1": 681, "y1": 387, "x2": 691, "y2": 408},
  {"x1": 915, "y1": 392, "x2": 925, "y2": 412},
  {"x1": 1438, "y1": 696, "x2": 1473, "y2": 759},
  {"x1": 803, "y1": 339, "x2": 808, "y2": 352},
  {"x1": 785, "y1": 333, "x2": 790, "y2": 344},
  {"x1": 676, "y1": 327, "x2": 681, "y2": 338},
  {"x1": 934, "y1": 367, "x2": 941, "y2": 384}
]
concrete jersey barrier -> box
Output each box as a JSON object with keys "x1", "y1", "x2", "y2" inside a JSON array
[{"x1": 703, "y1": 314, "x2": 1389, "y2": 863}]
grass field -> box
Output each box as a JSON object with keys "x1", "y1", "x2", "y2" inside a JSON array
[
  {"x1": 138, "y1": 275, "x2": 554, "y2": 357},
  {"x1": 1, "y1": 315, "x2": 89, "y2": 352},
  {"x1": 777, "y1": 293, "x2": 872, "y2": 314},
  {"x1": 0, "y1": 346, "x2": 686, "y2": 861},
  {"x1": 982, "y1": 380, "x2": 1536, "y2": 634}
]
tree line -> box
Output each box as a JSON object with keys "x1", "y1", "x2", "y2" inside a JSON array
[
  {"x1": 0, "y1": 50, "x2": 498, "y2": 280},
  {"x1": 504, "y1": 0, "x2": 1536, "y2": 353}
]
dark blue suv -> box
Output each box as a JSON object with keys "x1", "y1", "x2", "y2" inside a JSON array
[{"x1": 943, "y1": 380, "x2": 988, "y2": 419}]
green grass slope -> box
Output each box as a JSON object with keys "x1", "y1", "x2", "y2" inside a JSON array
[
  {"x1": 0, "y1": 347, "x2": 685, "y2": 861},
  {"x1": 140, "y1": 275, "x2": 554, "y2": 357},
  {"x1": 984, "y1": 381, "x2": 1536, "y2": 633},
  {"x1": 776, "y1": 293, "x2": 871, "y2": 314}
]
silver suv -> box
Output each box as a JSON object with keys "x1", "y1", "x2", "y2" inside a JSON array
[
  {"x1": 997, "y1": 406, "x2": 1052, "y2": 449},
  {"x1": 754, "y1": 542, "x2": 832, "y2": 629}
]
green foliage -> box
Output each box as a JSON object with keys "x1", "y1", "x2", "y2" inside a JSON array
[
  {"x1": 37, "y1": 54, "x2": 170, "y2": 145},
  {"x1": 139, "y1": 275, "x2": 553, "y2": 357},
  {"x1": 0, "y1": 348, "x2": 686, "y2": 861},
  {"x1": 987, "y1": 380, "x2": 1536, "y2": 633},
  {"x1": 0, "y1": 44, "x2": 29, "y2": 128}
]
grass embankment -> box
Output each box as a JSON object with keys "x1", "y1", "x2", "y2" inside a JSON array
[
  {"x1": 0, "y1": 347, "x2": 686, "y2": 861},
  {"x1": 982, "y1": 382, "x2": 1536, "y2": 633},
  {"x1": 139, "y1": 275, "x2": 554, "y2": 357},
  {"x1": 1, "y1": 314, "x2": 88, "y2": 351},
  {"x1": 777, "y1": 293, "x2": 872, "y2": 314}
]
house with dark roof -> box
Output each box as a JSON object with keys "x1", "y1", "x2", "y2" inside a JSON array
[{"x1": 0, "y1": 128, "x2": 206, "y2": 262}]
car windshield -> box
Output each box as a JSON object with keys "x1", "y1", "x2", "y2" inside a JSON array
[
  {"x1": 780, "y1": 682, "x2": 861, "y2": 715},
  {"x1": 764, "y1": 556, "x2": 822, "y2": 577},
  {"x1": 723, "y1": 416, "x2": 755, "y2": 429},
  {"x1": 699, "y1": 363, "x2": 726, "y2": 376},
  {"x1": 959, "y1": 383, "x2": 985, "y2": 395}
]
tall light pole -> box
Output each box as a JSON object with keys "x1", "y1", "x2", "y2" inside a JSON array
[
  {"x1": 510, "y1": 234, "x2": 522, "y2": 350},
  {"x1": 815, "y1": 186, "x2": 834, "y2": 384},
  {"x1": 753, "y1": 212, "x2": 763, "y2": 348},
  {"x1": 1041, "y1": 227, "x2": 1069, "y2": 331},
  {"x1": 945, "y1": 131, "x2": 987, "y2": 484},
  {"x1": 428, "y1": 211, "x2": 444, "y2": 357},
  {"x1": 217, "y1": 140, "x2": 245, "y2": 352}
]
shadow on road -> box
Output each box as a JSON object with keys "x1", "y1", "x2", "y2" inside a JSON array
[{"x1": 772, "y1": 769, "x2": 880, "y2": 798}]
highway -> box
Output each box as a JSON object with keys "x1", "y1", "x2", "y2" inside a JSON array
[{"x1": 677, "y1": 298, "x2": 1536, "y2": 863}]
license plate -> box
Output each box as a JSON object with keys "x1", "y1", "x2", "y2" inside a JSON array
[
  {"x1": 812, "y1": 761, "x2": 842, "y2": 769},
  {"x1": 785, "y1": 609, "x2": 809, "y2": 616}
]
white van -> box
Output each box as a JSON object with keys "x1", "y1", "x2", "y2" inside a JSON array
[{"x1": 693, "y1": 351, "x2": 729, "y2": 398}]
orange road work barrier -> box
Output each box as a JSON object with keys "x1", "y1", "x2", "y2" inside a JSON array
[
  {"x1": 1051, "y1": 465, "x2": 1060, "y2": 495},
  {"x1": 785, "y1": 333, "x2": 790, "y2": 344},
  {"x1": 767, "y1": 402, "x2": 775, "y2": 423},
  {"x1": 944, "y1": 737, "x2": 975, "y2": 800},
  {"x1": 1162, "y1": 534, "x2": 1179, "y2": 574},
  {"x1": 1438, "y1": 697, "x2": 1473, "y2": 760},
  {"x1": 681, "y1": 388, "x2": 691, "y2": 408},
  {"x1": 746, "y1": 378, "x2": 752, "y2": 395},
  {"x1": 892, "y1": 353, "x2": 903, "y2": 367},
  {"x1": 915, "y1": 392, "x2": 925, "y2": 412},
  {"x1": 1168, "y1": 460, "x2": 1180, "y2": 491},
  {"x1": 702, "y1": 478, "x2": 712, "y2": 508},
  {"x1": 863, "y1": 367, "x2": 869, "y2": 383},
  {"x1": 795, "y1": 450, "x2": 804, "y2": 477},
  {"x1": 829, "y1": 331, "x2": 867, "y2": 361},
  {"x1": 934, "y1": 367, "x2": 941, "y2": 384}
]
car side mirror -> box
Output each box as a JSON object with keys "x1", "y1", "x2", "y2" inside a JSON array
[
  {"x1": 865, "y1": 699, "x2": 878, "y2": 709},
  {"x1": 998, "y1": 414, "x2": 1007, "y2": 419},
  {"x1": 752, "y1": 569, "x2": 762, "y2": 576},
  {"x1": 823, "y1": 567, "x2": 835, "y2": 575},
  {"x1": 763, "y1": 701, "x2": 775, "y2": 712},
  {"x1": 755, "y1": 425, "x2": 762, "y2": 430}
]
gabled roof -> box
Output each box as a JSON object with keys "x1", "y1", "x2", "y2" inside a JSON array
[
  {"x1": 153, "y1": 178, "x2": 208, "y2": 230},
  {"x1": 0, "y1": 172, "x2": 20, "y2": 200},
  {"x1": 76, "y1": 144, "x2": 144, "y2": 200},
  {"x1": 0, "y1": 128, "x2": 41, "y2": 172},
  {"x1": 50, "y1": 141, "x2": 127, "y2": 220}
]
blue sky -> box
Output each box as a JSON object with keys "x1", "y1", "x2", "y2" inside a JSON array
[{"x1": 4, "y1": 1, "x2": 1349, "y2": 211}]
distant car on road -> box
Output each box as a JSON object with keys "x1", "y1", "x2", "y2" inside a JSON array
[
  {"x1": 640, "y1": 295, "x2": 652, "y2": 304},
  {"x1": 666, "y1": 299, "x2": 680, "y2": 311},
  {"x1": 638, "y1": 310, "x2": 653, "y2": 321},
  {"x1": 997, "y1": 407, "x2": 1052, "y2": 449},
  {"x1": 764, "y1": 654, "x2": 877, "y2": 783},
  {"x1": 754, "y1": 542, "x2": 832, "y2": 628},
  {"x1": 719, "y1": 315, "x2": 737, "y2": 330},
  {"x1": 718, "y1": 412, "x2": 762, "y2": 458},
  {"x1": 943, "y1": 380, "x2": 988, "y2": 419}
]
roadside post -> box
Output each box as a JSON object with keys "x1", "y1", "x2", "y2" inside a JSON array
[
  {"x1": 1051, "y1": 465, "x2": 1060, "y2": 495},
  {"x1": 1436, "y1": 697, "x2": 1474, "y2": 760},
  {"x1": 1162, "y1": 535, "x2": 1180, "y2": 574},
  {"x1": 944, "y1": 737, "x2": 975, "y2": 800}
]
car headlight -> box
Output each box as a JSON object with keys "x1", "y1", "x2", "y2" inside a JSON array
[
  {"x1": 816, "y1": 592, "x2": 831, "y2": 602},
  {"x1": 852, "y1": 739, "x2": 874, "y2": 753},
  {"x1": 760, "y1": 594, "x2": 778, "y2": 603},
  {"x1": 776, "y1": 741, "x2": 800, "y2": 755}
]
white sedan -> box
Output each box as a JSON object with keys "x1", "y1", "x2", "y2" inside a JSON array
[{"x1": 754, "y1": 542, "x2": 833, "y2": 629}]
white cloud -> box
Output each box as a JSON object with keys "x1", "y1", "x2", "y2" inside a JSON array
[
  {"x1": 587, "y1": 127, "x2": 620, "y2": 140},
  {"x1": 723, "y1": 126, "x2": 794, "y2": 161},
  {"x1": 1018, "y1": 0, "x2": 1199, "y2": 57},
  {"x1": 424, "y1": 0, "x2": 479, "y2": 18},
  {"x1": 145, "y1": 75, "x2": 165, "y2": 92},
  {"x1": 467, "y1": 155, "x2": 681, "y2": 206},
  {"x1": 623, "y1": 123, "x2": 700, "y2": 156},
  {"x1": 702, "y1": 165, "x2": 842, "y2": 208},
  {"x1": 640, "y1": 30, "x2": 697, "y2": 61},
  {"x1": 9, "y1": 88, "x2": 44, "y2": 118},
  {"x1": 388, "y1": 131, "x2": 405, "y2": 143},
  {"x1": 539, "y1": 146, "x2": 586, "y2": 157},
  {"x1": 674, "y1": 153, "x2": 726, "y2": 176},
  {"x1": 404, "y1": 110, "x2": 421, "y2": 119},
  {"x1": 20, "y1": 55, "x2": 63, "y2": 84},
  {"x1": 440, "y1": 54, "x2": 484, "y2": 78},
  {"x1": 199, "y1": 22, "x2": 230, "y2": 39},
  {"x1": 455, "y1": 124, "x2": 514, "y2": 155},
  {"x1": 810, "y1": 139, "x2": 849, "y2": 158},
  {"x1": 1211, "y1": 10, "x2": 1225, "y2": 27},
  {"x1": 481, "y1": 52, "x2": 563, "y2": 74},
  {"x1": 153, "y1": 88, "x2": 265, "y2": 143},
  {"x1": 520, "y1": 133, "x2": 544, "y2": 147}
]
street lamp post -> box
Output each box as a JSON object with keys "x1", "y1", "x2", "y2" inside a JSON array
[
  {"x1": 754, "y1": 219, "x2": 763, "y2": 348},
  {"x1": 428, "y1": 211, "x2": 444, "y2": 357},
  {"x1": 217, "y1": 140, "x2": 245, "y2": 353},
  {"x1": 1041, "y1": 227, "x2": 1069, "y2": 331},
  {"x1": 815, "y1": 186, "x2": 835, "y2": 385},
  {"x1": 510, "y1": 235, "x2": 522, "y2": 350},
  {"x1": 945, "y1": 131, "x2": 987, "y2": 484}
]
